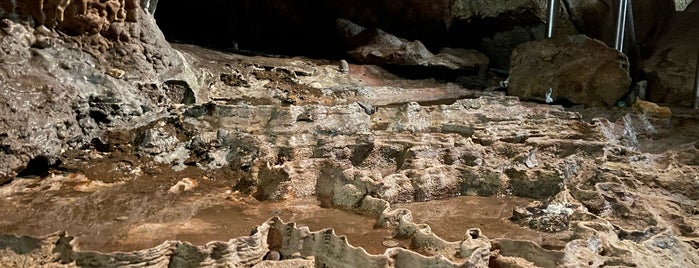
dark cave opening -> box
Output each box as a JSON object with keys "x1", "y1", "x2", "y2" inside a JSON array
[
  {"x1": 154, "y1": 0, "x2": 350, "y2": 59},
  {"x1": 152, "y1": 0, "x2": 553, "y2": 86},
  {"x1": 153, "y1": 0, "x2": 544, "y2": 65},
  {"x1": 16, "y1": 156, "x2": 52, "y2": 178}
]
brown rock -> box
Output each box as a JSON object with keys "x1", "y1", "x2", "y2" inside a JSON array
[
  {"x1": 0, "y1": 2, "x2": 183, "y2": 182},
  {"x1": 106, "y1": 68, "x2": 125, "y2": 79},
  {"x1": 264, "y1": 250, "x2": 281, "y2": 261},
  {"x1": 508, "y1": 35, "x2": 631, "y2": 106},
  {"x1": 382, "y1": 240, "x2": 400, "y2": 248},
  {"x1": 632, "y1": 99, "x2": 672, "y2": 118}
]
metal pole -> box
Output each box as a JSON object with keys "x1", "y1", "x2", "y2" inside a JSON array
[
  {"x1": 625, "y1": 1, "x2": 638, "y2": 56},
  {"x1": 614, "y1": 0, "x2": 629, "y2": 51},
  {"x1": 625, "y1": 0, "x2": 641, "y2": 83},
  {"x1": 546, "y1": 0, "x2": 558, "y2": 38},
  {"x1": 693, "y1": 50, "x2": 699, "y2": 109}
]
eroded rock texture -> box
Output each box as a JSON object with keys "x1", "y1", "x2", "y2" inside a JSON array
[
  {"x1": 2, "y1": 41, "x2": 698, "y2": 266},
  {"x1": 0, "y1": 1, "x2": 698, "y2": 268},
  {"x1": 0, "y1": 1, "x2": 183, "y2": 183}
]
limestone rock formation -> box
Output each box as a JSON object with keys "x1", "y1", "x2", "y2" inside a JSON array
[
  {"x1": 508, "y1": 34, "x2": 632, "y2": 106},
  {"x1": 5, "y1": 41, "x2": 697, "y2": 265},
  {"x1": 0, "y1": 214, "x2": 494, "y2": 267},
  {"x1": 0, "y1": 1, "x2": 183, "y2": 183},
  {"x1": 337, "y1": 18, "x2": 489, "y2": 73},
  {"x1": 0, "y1": 1, "x2": 698, "y2": 268}
]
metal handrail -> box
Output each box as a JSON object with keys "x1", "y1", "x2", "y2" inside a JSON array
[
  {"x1": 546, "y1": 0, "x2": 557, "y2": 38},
  {"x1": 614, "y1": 0, "x2": 629, "y2": 51},
  {"x1": 694, "y1": 51, "x2": 699, "y2": 109}
]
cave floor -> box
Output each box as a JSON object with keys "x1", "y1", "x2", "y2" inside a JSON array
[
  {"x1": 0, "y1": 43, "x2": 698, "y2": 267},
  {"x1": 0, "y1": 172, "x2": 546, "y2": 255}
]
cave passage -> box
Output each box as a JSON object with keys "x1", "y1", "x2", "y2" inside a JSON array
[
  {"x1": 153, "y1": 0, "x2": 539, "y2": 61},
  {"x1": 154, "y1": 0, "x2": 349, "y2": 59}
]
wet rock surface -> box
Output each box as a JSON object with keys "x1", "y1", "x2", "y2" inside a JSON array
[{"x1": 1, "y1": 1, "x2": 698, "y2": 268}]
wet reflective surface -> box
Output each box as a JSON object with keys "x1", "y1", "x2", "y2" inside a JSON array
[
  {"x1": 0, "y1": 172, "x2": 564, "y2": 255},
  {"x1": 0, "y1": 172, "x2": 395, "y2": 254},
  {"x1": 394, "y1": 196, "x2": 540, "y2": 243}
]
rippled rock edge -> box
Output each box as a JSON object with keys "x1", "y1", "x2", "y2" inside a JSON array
[{"x1": 1, "y1": 193, "x2": 696, "y2": 267}]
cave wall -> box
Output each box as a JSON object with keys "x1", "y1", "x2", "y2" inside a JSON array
[
  {"x1": 153, "y1": 0, "x2": 556, "y2": 61},
  {"x1": 153, "y1": 0, "x2": 677, "y2": 70},
  {"x1": 0, "y1": 0, "x2": 679, "y2": 68},
  {"x1": 0, "y1": 0, "x2": 181, "y2": 182},
  {"x1": 0, "y1": 0, "x2": 177, "y2": 74},
  {"x1": 1, "y1": 0, "x2": 142, "y2": 35},
  {"x1": 564, "y1": 0, "x2": 675, "y2": 58}
]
